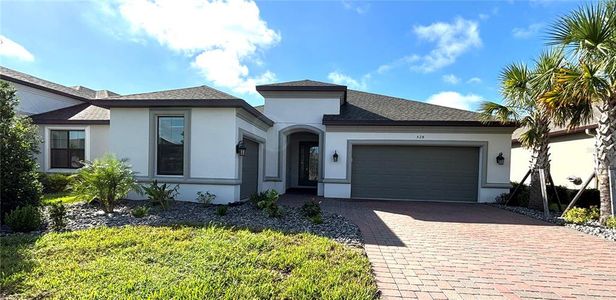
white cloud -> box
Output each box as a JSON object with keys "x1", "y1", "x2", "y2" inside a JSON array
[
  {"x1": 426, "y1": 91, "x2": 483, "y2": 111},
  {"x1": 467, "y1": 77, "x2": 482, "y2": 84},
  {"x1": 0, "y1": 35, "x2": 34, "y2": 62},
  {"x1": 411, "y1": 17, "x2": 482, "y2": 72},
  {"x1": 512, "y1": 23, "x2": 544, "y2": 39},
  {"x1": 442, "y1": 74, "x2": 460, "y2": 84},
  {"x1": 327, "y1": 71, "x2": 369, "y2": 90},
  {"x1": 104, "y1": 0, "x2": 280, "y2": 95},
  {"x1": 341, "y1": 0, "x2": 369, "y2": 14}
]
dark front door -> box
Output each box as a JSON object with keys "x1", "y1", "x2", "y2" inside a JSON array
[
  {"x1": 298, "y1": 142, "x2": 318, "y2": 186},
  {"x1": 240, "y1": 139, "x2": 259, "y2": 200}
]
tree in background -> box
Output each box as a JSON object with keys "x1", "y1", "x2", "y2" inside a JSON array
[
  {"x1": 0, "y1": 81, "x2": 42, "y2": 221},
  {"x1": 543, "y1": 1, "x2": 615, "y2": 221},
  {"x1": 480, "y1": 50, "x2": 564, "y2": 210}
]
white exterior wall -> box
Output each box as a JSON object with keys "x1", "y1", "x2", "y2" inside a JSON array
[
  {"x1": 36, "y1": 124, "x2": 109, "y2": 173},
  {"x1": 511, "y1": 133, "x2": 597, "y2": 189},
  {"x1": 262, "y1": 97, "x2": 340, "y2": 195},
  {"x1": 110, "y1": 108, "x2": 150, "y2": 176},
  {"x1": 10, "y1": 82, "x2": 83, "y2": 115},
  {"x1": 110, "y1": 107, "x2": 268, "y2": 204},
  {"x1": 322, "y1": 128, "x2": 513, "y2": 203}
]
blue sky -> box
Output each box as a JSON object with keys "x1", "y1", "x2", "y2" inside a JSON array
[{"x1": 0, "y1": 0, "x2": 584, "y2": 110}]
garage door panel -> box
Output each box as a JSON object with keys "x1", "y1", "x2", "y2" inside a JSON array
[{"x1": 351, "y1": 145, "x2": 479, "y2": 202}]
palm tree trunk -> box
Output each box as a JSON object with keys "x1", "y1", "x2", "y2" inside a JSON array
[
  {"x1": 528, "y1": 122, "x2": 551, "y2": 211},
  {"x1": 595, "y1": 97, "x2": 616, "y2": 222}
]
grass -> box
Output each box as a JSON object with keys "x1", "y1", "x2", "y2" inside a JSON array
[
  {"x1": 1, "y1": 225, "x2": 377, "y2": 299},
  {"x1": 41, "y1": 192, "x2": 81, "y2": 206}
]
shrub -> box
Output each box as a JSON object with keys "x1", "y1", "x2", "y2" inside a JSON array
[
  {"x1": 5, "y1": 205, "x2": 43, "y2": 232},
  {"x1": 309, "y1": 214, "x2": 323, "y2": 224},
  {"x1": 70, "y1": 154, "x2": 140, "y2": 213},
  {"x1": 506, "y1": 182, "x2": 530, "y2": 207},
  {"x1": 216, "y1": 205, "x2": 228, "y2": 216},
  {"x1": 562, "y1": 207, "x2": 600, "y2": 224},
  {"x1": 131, "y1": 206, "x2": 149, "y2": 218},
  {"x1": 301, "y1": 200, "x2": 321, "y2": 218},
  {"x1": 142, "y1": 180, "x2": 179, "y2": 210},
  {"x1": 40, "y1": 173, "x2": 70, "y2": 194},
  {"x1": 605, "y1": 216, "x2": 616, "y2": 229},
  {"x1": 1, "y1": 81, "x2": 43, "y2": 223},
  {"x1": 196, "y1": 191, "x2": 216, "y2": 206},
  {"x1": 251, "y1": 190, "x2": 282, "y2": 217},
  {"x1": 48, "y1": 203, "x2": 67, "y2": 231}
]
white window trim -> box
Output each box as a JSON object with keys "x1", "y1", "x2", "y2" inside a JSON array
[{"x1": 44, "y1": 125, "x2": 90, "y2": 173}]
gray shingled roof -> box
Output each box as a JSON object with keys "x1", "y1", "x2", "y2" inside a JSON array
[
  {"x1": 105, "y1": 85, "x2": 239, "y2": 100},
  {"x1": 323, "y1": 89, "x2": 506, "y2": 125},
  {"x1": 258, "y1": 79, "x2": 345, "y2": 88},
  {"x1": 30, "y1": 103, "x2": 109, "y2": 124},
  {"x1": 1, "y1": 66, "x2": 92, "y2": 100}
]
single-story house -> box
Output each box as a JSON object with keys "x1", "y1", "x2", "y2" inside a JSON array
[
  {"x1": 1, "y1": 66, "x2": 515, "y2": 204},
  {"x1": 510, "y1": 120, "x2": 599, "y2": 190}
]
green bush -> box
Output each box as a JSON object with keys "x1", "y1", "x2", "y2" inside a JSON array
[
  {"x1": 301, "y1": 200, "x2": 321, "y2": 217},
  {"x1": 196, "y1": 191, "x2": 216, "y2": 206},
  {"x1": 5, "y1": 205, "x2": 43, "y2": 232},
  {"x1": 605, "y1": 216, "x2": 616, "y2": 229},
  {"x1": 250, "y1": 190, "x2": 282, "y2": 217},
  {"x1": 48, "y1": 203, "x2": 67, "y2": 231},
  {"x1": 216, "y1": 205, "x2": 228, "y2": 216},
  {"x1": 506, "y1": 182, "x2": 530, "y2": 207},
  {"x1": 70, "y1": 154, "x2": 140, "y2": 213},
  {"x1": 562, "y1": 207, "x2": 600, "y2": 224},
  {"x1": 309, "y1": 214, "x2": 323, "y2": 224},
  {"x1": 40, "y1": 173, "x2": 70, "y2": 193},
  {"x1": 131, "y1": 206, "x2": 149, "y2": 218},
  {"x1": 142, "y1": 180, "x2": 179, "y2": 210},
  {"x1": 1, "y1": 81, "x2": 43, "y2": 223}
]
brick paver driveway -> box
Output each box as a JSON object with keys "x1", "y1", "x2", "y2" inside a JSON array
[{"x1": 280, "y1": 194, "x2": 616, "y2": 299}]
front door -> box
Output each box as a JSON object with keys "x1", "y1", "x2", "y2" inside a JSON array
[{"x1": 298, "y1": 142, "x2": 318, "y2": 186}]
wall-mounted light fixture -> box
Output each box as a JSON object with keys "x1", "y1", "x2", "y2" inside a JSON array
[
  {"x1": 496, "y1": 152, "x2": 505, "y2": 165},
  {"x1": 332, "y1": 151, "x2": 339, "y2": 162},
  {"x1": 236, "y1": 141, "x2": 247, "y2": 156}
]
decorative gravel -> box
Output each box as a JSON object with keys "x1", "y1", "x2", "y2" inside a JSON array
[
  {"x1": 493, "y1": 204, "x2": 616, "y2": 241},
  {"x1": 50, "y1": 200, "x2": 363, "y2": 247}
]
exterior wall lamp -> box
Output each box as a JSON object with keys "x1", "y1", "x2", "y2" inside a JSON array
[
  {"x1": 332, "y1": 151, "x2": 339, "y2": 162},
  {"x1": 236, "y1": 141, "x2": 247, "y2": 156},
  {"x1": 496, "y1": 152, "x2": 505, "y2": 165}
]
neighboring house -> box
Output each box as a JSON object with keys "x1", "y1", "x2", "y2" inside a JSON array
[
  {"x1": 511, "y1": 122, "x2": 598, "y2": 190},
  {"x1": 1, "y1": 66, "x2": 516, "y2": 204}
]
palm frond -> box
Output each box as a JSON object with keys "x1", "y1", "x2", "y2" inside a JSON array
[
  {"x1": 478, "y1": 101, "x2": 519, "y2": 124},
  {"x1": 500, "y1": 62, "x2": 533, "y2": 108}
]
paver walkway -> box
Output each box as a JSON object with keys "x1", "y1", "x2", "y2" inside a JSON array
[{"x1": 280, "y1": 194, "x2": 616, "y2": 299}]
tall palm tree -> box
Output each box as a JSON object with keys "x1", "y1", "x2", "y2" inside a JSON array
[
  {"x1": 480, "y1": 50, "x2": 564, "y2": 210},
  {"x1": 543, "y1": 1, "x2": 616, "y2": 221}
]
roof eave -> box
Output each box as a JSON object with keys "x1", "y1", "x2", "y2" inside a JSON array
[
  {"x1": 0, "y1": 75, "x2": 91, "y2": 103},
  {"x1": 255, "y1": 86, "x2": 347, "y2": 92},
  {"x1": 31, "y1": 119, "x2": 110, "y2": 125},
  {"x1": 91, "y1": 99, "x2": 274, "y2": 127},
  {"x1": 322, "y1": 119, "x2": 518, "y2": 127}
]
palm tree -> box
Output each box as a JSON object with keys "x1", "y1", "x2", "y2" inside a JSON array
[
  {"x1": 480, "y1": 50, "x2": 564, "y2": 210},
  {"x1": 543, "y1": 1, "x2": 616, "y2": 221}
]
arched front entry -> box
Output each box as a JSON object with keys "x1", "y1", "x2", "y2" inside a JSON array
[{"x1": 278, "y1": 125, "x2": 324, "y2": 196}]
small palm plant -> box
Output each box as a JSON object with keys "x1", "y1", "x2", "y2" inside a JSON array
[
  {"x1": 480, "y1": 49, "x2": 564, "y2": 210},
  {"x1": 70, "y1": 154, "x2": 140, "y2": 213},
  {"x1": 542, "y1": 0, "x2": 616, "y2": 221}
]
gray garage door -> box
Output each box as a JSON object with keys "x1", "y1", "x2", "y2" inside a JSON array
[
  {"x1": 240, "y1": 139, "x2": 259, "y2": 200},
  {"x1": 351, "y1": 145, "x2": 479, "y2": 202}
]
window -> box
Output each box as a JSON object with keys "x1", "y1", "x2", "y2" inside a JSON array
[
  {"x1": 50, "y1": 130, "x2": 85, "y2": 169},
  {"x1": 157, "y1": 116, "x2": 184, "y2": 175}
]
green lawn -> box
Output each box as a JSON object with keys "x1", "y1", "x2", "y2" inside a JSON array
[
  {"x1": 41, "y1": 192, "x2": 81, "y2": 205},
  {"x1": 1, "y1": 226, "x2": 377, "y2": 299}
]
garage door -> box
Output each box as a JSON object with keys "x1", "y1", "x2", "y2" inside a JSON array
[
  {"x1": 351, "y1": 145, "x2": 479, "y2": 202},
  {"x1": 240, "y1": 139, "x2": 259, "y2": 200}
]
